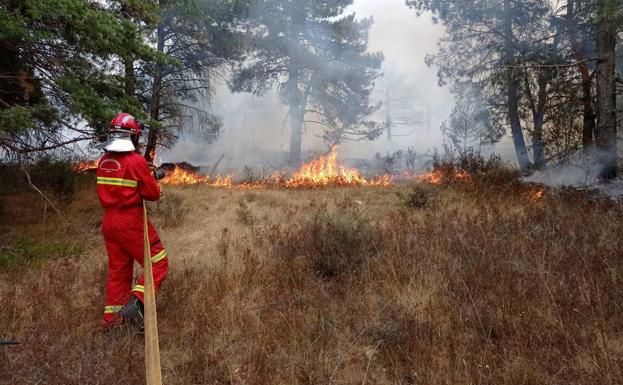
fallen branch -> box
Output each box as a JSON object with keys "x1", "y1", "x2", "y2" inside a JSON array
[
  {"x1": 20, "y1": 163, "x2": 70, "y2": 226},
  {"x1": 209, "y1": 154, "x2": 225, "y2": 179}
]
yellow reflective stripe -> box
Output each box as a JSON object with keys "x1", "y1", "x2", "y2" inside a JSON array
[
  {"x1": 132, "y1": 285, "x2": 144, "y2": 293},
  {"x1": 104, "y1": 305, "x2": 123, "y2": 314},
  {"x1": 97, "y1": 177, "x2": 138, "y2": 188},
  {"x1": 151, "y1": 250, "x2": 167, "y2": 264}
]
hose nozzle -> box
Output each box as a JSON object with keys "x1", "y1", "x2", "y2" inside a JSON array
[{"x1": 153, "y1": 169, "x2": 166, "y2": 180}]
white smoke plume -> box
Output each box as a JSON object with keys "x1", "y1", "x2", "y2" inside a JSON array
[{"x1": 524, "y1": 151, "x2": 623, "y2": 198}]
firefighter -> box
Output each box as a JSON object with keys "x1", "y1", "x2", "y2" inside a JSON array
[{"x1": 97, "y1": 112, "x2": 169, "y2": 331}]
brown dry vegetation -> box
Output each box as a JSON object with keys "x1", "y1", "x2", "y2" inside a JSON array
[{"x1": 1, "y1": 173, "x2": 623, "y2": 385}]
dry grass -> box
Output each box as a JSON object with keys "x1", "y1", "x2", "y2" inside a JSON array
[{"x1": 1, "y1": 177, "x2": 622, "y2": 385}]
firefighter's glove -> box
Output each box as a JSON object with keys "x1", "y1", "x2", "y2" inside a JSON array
[{"x1": 153, "y1": 168, "x2": 166, "y2": 180}]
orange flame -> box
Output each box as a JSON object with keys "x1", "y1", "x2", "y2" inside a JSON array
[
  {"x1": 108, "y1": 147, "x2": 474, "y2": 189},
  {"x1": 160, "y1": 166, "x2": 233, "y2": 187},
  {"x1": 73, "y1": 160, "x2": 99, "y2": 173},
  {"x1": 529, "y1": 189, "x2": 545, "y2": 202},
  {"x1": 285, "y1": 146, "x2": 389, "y2": 188},
  {"x1": 159, "y1": 147, "x2": 391, "y2": 188},
  {"x1": 160, "y1": 166, "x2": 207, "y2": 185}
]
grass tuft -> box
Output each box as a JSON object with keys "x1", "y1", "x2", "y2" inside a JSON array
[
  {"x1": 0, "y1": 236, "x2": 83, "y2": 268},
  {"x1": 149, "y1": 192, "x2": 189, "y2": 228}
]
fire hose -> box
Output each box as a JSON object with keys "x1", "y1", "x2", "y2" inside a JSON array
[
  {"x1": 144, "y1": 162, "x2": 165, "y2": 385},
  {"x1": 143, "y1": 199, "x2": 163, "y2": 385}
]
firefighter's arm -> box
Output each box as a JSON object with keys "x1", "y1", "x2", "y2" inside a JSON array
[{"x1": 135, "y1": 156, "x2": 161, "y2": 201}]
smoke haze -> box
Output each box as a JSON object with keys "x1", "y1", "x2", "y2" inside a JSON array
[{"x1": 160, "y1": 0, "x2": 455, "y2": 173}]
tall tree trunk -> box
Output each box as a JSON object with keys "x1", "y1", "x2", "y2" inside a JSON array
[
  {"x1": 532, "y1": 71, "x2": 549, "y2": 169},
  {"x1": 124, "y1": 57, "x2": 135, "y2": 97},
  {"x1": 385, "y1": 83, "x2": 392, "y2": 142},
  {"x1": 503, "y1": 0, "x2": 531, "y2": 172},
  {"x1": 595, "y1": 0, "x2": 617, "y2": 179},
  {"x1": 144, "y1": 22, "x2": 165, "y2": 163},
  {"x1": 287, "y1": 64, "x2": 303, "y2": 166},
  {"x1": 289, "y1": 105, "x2": 303, "y2": 166},
  {"x1": 566, "y1": 0, "x2": 596, "y2": 153},
  {"x1": 120, "y1": 4, "x2": 135, "y2": 98}
]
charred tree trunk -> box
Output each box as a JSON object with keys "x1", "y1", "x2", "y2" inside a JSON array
[
  {"x1": 503, "y1": 0, "x2": 531, "y2": 172},
  {"x1": 144, "y1": 22, "x2": 166, "y2": 163},
  {"x1": 566, "y1": 0, "x2": 596, "y2": 152},
  {"x1": 595, "y1": 0, "x2": 617, "y2": 179}
]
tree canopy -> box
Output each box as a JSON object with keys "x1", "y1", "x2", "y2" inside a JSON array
[
  {"x1": 408, "y1": 0, "x2": 623, "y2": 176},
  {"x1": 231, "y1": 0, "x2": 383, "y2": 164},
  {"x1": 0, "y1": 0, "x2": 157, "y2": 156}
]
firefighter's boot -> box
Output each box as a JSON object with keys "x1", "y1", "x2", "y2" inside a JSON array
[{"x1": 119, "y1": 295, "x2": 144, "y2": 332}]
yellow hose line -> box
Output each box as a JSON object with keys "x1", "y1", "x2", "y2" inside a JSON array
[{"x1": 143, "y1": 200, "x2": 163, "y2": 385}]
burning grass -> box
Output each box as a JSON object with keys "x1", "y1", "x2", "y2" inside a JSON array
[
  {"x1": 159, "y1": 146, "x2": 392, "y2": 188},
  {"x1": 1, "y1": 176, "x2": 622, "y2": 385},
  {"x1": 72, "y1": 146, "x2": 481, "y2": 189}
]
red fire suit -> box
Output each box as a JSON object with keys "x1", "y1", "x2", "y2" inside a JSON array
[{"x1": 96, "y1": 151, "x2": 169, "y2": 327}]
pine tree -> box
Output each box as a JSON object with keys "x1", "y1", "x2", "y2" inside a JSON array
[
  {"x1": 231, "y1": 0, "x2": 383, "y2": 165},
  {"x1": 0, "y1": 0, "x2": 156, "y2": 156},
  {"x1": 441, "y1": 83, "x2": 498, "y2": 155},
  {"x1": 407, "y1": 0, "x2": 552, "y2": 171},
  {"x1": 141, "y1": 0, "x2": 247, "y2": 162}
]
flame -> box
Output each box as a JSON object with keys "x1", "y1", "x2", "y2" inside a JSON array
[
  {"x1": 160, "y1": 166, "x2": 233, "y2": 187},
  {"x1": 285, "y1": 146, "x2": 389, "y2": 188},
  {"x1": 529, "y1": 189, "x2": 545, "y2": 202},
  {"x1": 210, "y1": 175, "x2": 234, "y2": 187},
  {"x1": 161, "y1": 166, "x2": 207, "y2": 185},
  {"x1": 159, "y1": 147, "x2": 390, "y2": 188},
  {"x1": 83, "y1": 147, "x2": 471, "y2": 189},
  {"x1": 73, "y1": 160, "x2": 99, "y2": 173}
]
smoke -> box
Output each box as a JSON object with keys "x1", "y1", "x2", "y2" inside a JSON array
[
  {"x1": 523, "y1": 150, "x2": 623, "y2": 198},
  {"x1": 160, "y1": 0, "x2": 455, "y2": 172},
  {"x1": 524, "y1": 153, "x2": 603, "y2": 187}
]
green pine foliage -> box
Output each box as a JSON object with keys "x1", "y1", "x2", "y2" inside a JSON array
[{"x1": 0, "y1": 0, "x2": 158, "y2": 154}]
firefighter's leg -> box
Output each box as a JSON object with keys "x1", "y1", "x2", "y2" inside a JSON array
[
  {"x1": 122, "y1": 221, "x2": 169, "y2": 303},
  {"x1": 102, "y1": 239, "x2": 134, "y2": 328}
]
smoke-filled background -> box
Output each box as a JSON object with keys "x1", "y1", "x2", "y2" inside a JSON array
[{"x1": 161, "y1": 0, "x2": 455, "y2": 171}]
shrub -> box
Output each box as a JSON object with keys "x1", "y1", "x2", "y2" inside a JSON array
[
  {"x1": 405, "y1": 185, "x2": 435, "y2": 209},
  {"x1": 274, "y1": 203, "x2": 382, "y2": 279},
  {"x1": 148, "y1": 192, "x2": 189, "y2": 228},
  {"x1": 434, "y1": 151, "x2": 519, "y2": 186},
  {"x1": 0, "y1": 158, "x2": 77, "y2": 199},
  {"x1": 29, "y1": 157, "x2": 77, "y2": 200}
]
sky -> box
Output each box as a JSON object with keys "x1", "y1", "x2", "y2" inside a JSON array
[{"x1": 162, "y1": 0, "x2": 455, "y2": 170}]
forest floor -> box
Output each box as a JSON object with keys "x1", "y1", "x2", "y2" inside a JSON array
[{"x1": 1, "y1": 174, "x2": 622, "y2": 385}]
